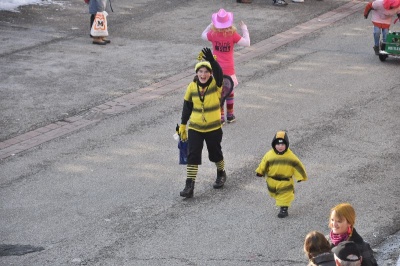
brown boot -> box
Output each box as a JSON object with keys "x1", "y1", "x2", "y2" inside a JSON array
[
  {"x1": 92, "y1": 37, "x2": 106, "y2": 45},
  {"x1": 101, "y1": 37, "x2": 111, "y2": 44}
]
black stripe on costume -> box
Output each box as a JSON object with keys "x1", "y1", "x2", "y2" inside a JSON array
[
  {"x1": 267, "y1": 183, "x2": 294, "y2": 195},
  {"x1": 268, "y1": 175, "x2": 291, "y2": 181},
  {"x1": 294, "y1": 164, "x2": 306, "y2": 177},
  {"x1": 193, "y1": 105, "x2": 221, "y2": 113},
  {"x1": 269, "y1": 158, "x2": 306, "y2": 177},
  {"x1": 189, "y1": 120, "x2": 221, "y2": 131}
]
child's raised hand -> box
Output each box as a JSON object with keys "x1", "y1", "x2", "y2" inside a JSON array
[
  {"x1": 239, "y1": 20, "x2": 248, "y2": 30},
  {"x1": 202, "y1": 47, "x2": 215, "y2": 62}
]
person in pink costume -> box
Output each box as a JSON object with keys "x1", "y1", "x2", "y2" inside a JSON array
[
  {"x1": 202, "y1": 9, "x2": 250, "y2": 124},
  {"x1": 364, "y1": 0, "x2": 400, "y2": 55}
]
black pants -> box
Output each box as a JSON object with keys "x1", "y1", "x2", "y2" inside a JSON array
[{"x1": 187, "y1": 128, "x2": 223, "y2": 165}]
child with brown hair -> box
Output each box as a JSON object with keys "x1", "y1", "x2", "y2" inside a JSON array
[
  {"x1": 202, "y1": 8, "x2": 250, "y2": 124},
  {"x1": 304, "y1": 231, "x2": 336, "y2": 266}
]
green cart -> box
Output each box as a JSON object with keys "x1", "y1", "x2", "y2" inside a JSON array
[{"x1": 379, "y1": 31, "x2": 400, "y2": 61}]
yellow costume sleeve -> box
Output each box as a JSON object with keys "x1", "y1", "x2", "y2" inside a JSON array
[
  {"x1": 290, "y1": 153, "x2": 308, "y2": 182},
  {"x1": 255, "y1": 151, "x2": 272, "y2": 176}
]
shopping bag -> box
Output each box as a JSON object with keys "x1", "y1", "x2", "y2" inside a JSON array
[
  {"x1": 175, "y1": 123, "x2": 188, "y2": 165},
  {"x1": 178, "y1": 140, "x2": 189, "y2": 165},
  {"x1": 90, "y1": 11, "x2": 108, "y2": 37}
]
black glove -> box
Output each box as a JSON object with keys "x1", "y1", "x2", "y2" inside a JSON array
[
  {"x1": 202, "y1": 47, "x2": 215, "y2": 62},
  {"x1": 256, "y1": 173, "x2": 263, "y2": 177},
  {"x1": 297, "y1": 180, "x2": 302, "y2": 183}
]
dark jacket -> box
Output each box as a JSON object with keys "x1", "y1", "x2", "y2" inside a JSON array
[
  {"x1": 329, "y1": 228, "x2": 378, "y2": 266},
  {"x1": 311, "y1": 252, "x2": 336, "y2": 266}
]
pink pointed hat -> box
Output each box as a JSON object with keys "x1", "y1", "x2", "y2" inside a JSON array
[
  {"x1": 212, "y1": 9, "x2": 233, "y2": 29},
  {"x1": 383, "y1": 0, "x2": 400, "y2": 9}
]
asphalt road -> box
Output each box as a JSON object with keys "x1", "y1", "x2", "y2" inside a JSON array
[
  {"x1": 1, "y1": 0, "x2": 400, "y2": 265},
  {"x1": 0, "y1": 0, "x2": 349, "y2": 141}
]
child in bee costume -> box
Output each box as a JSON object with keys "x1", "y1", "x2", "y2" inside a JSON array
[{"x1": 255, "y1": 131, "x2": 308, "y2": 218}]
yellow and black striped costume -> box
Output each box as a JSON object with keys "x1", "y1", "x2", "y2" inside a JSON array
[
  {"x1": 256, "y1": 143, "x2": 307, "y2": 207},
  {"x1": 183, "y1": 80, "x2": 222, "y2": 132},
  {"x1": 179, "y1": 48, "x2": 227, "y2": 198},
  {"x1": 180, "y1": 56, "x2": 224, "y2": 167}
]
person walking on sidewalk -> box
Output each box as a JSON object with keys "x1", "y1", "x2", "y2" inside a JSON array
[
  {"x1": 255, "y1": 131, "x2": 307, "y2": 218},
  {"x1": 86, "y1": 0, "x2": 111, "y2": 45},
  {"x1": 202, "y1": 8, "x2": 250, "y2": 124},
  {"x1": 364, "y1": 0, "x2": 400, "y2": 55},
  {"x1": 178, "y1": 48, "x2": 227, "y2": 198}
]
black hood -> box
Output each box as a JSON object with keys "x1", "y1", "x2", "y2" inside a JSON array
[{"x1": 271, "y1": 131, "x2": 289, "y2": 155}]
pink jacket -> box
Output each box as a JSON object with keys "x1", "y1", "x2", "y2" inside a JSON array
[{"x1": 371, "y1": 0, "x2": 400, "y2": 25}]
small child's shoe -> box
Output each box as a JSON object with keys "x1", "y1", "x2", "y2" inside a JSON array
[
  {"x1": 278, "y1": 207, "x2": 288, "y2": 218},
  {"x1": 227, "y1": 115, "x2": 236, "y2": 123},
  {"x1": 274, "y1": 0, "x2": 288, "y2": 6},
  {"x1": 221, "y1": 118, "x2": 226, "y2": 125}
]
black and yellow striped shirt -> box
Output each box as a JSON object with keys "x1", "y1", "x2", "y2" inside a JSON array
[{"x1": 184, "y1": 80, "x2": 222, "y2": 132}]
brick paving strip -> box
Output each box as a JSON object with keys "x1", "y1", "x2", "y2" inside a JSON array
[{"x1": 0, "y1": 1, "x2": 365, "y2": 160}]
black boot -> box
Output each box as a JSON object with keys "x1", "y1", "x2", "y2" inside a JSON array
[
  {"x1": 180, "y1": 178, "x2": 195, "y2": 198},
  {"x1": 213, "y1": 170, "x2": 227, "y2": 189},
  {"x1": 373, "y1": 45, "x2": 379, "y2": 55},
  {"x1": 380, "y1": 43, "x2": 386, "y2": 52},
  {"x1": 278, "y1": 207, "x2": 288, "y2": 218}
]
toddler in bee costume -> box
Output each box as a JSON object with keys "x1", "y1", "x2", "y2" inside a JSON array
[{"x1": 255, "y1": 131, "x2": 307, "y2": 218}]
